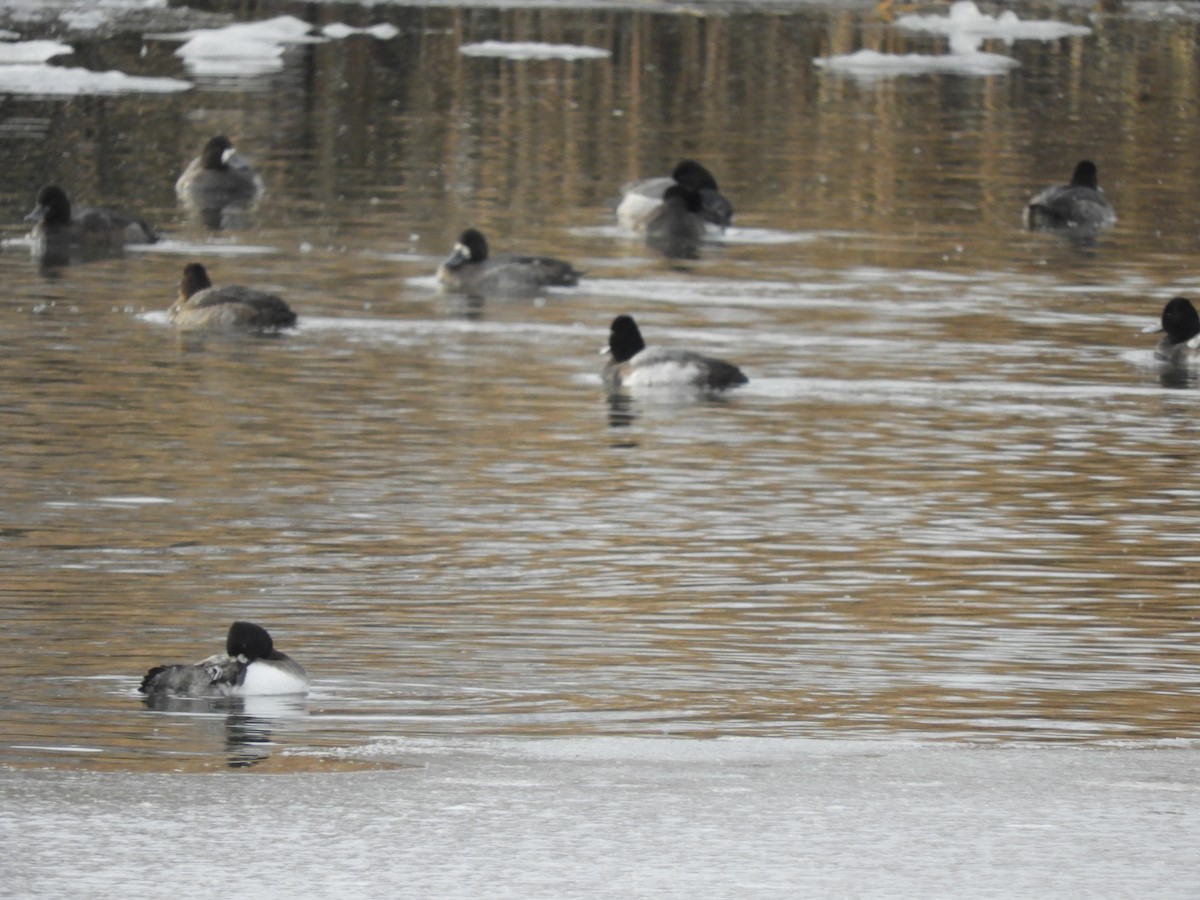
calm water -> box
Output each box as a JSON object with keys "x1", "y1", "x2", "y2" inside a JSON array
[{"x1": 3, "y1": 0, "x2": 1200, "y2": 776}]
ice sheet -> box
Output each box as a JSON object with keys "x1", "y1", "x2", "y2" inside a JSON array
[
  {"x1": 459, "y1": 41, "x2": 611, "y2": 60},
  {"x1": 0, "y1": 39, "x2": 72, "y2": 63},
  {"x1": 152, "y1": 14, "x2": 400, "y2": 78},
  {"x1": 895, "y1": 1, "x2": 1093, "y2": 41},
  {"x1": 3, "y1": 738, "x2": 1199, "y2": 898},
  {"x1": 321, "y1": 23, "x2": 400, "y2": 40},
  {"x1": 814, "y1": 46, "x2": 1019, "y2": 80},
  {"x1": 152, "y1": 15, "x2": 323, "y2": 78},
  {"x1": 0, "y1": 63, "x2": 189, "y2": 94}
]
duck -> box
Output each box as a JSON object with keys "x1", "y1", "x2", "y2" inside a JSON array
[
  {"x1": 175, "y1": 135, "x2": 263, "y2": 221},
  {"x1": 168, "y1": 262, "x2": 297, "y2": 333},
  {"x1": 139, "y1": 621, "x2": 309, "y2": 698},
  {"x1": 1148, "y1": 296, "x2": 1200, "y2": 363},
  {"x1": 437, "y1": 228, "x2": 582, "y2": 299},
  {"x1": 25, "y1": 184, "x2": 156, "y2": 264},
  {"x1": 643, "y1": 184, "x2": 708, "y2": 259},
  {"x1": 616, "y1": 160, "x2": 734, "y2": 233},
  {"x1": 603, "y1": 314, "x2": 748, "y2": 392},
  {"x1": 1023, "y1": 160, "x2": 1116, "y2": 232}
]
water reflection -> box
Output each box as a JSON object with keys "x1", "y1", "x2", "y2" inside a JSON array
[
  {"x1": 1157, "y1": 362, "x2": 1198, "y2": 390},
  {"x1": 139, "y1": 693, "x2": 308, "y2": 769}
]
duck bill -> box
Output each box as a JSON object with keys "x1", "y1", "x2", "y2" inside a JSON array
[
  {"x1": 24, "y1": 204, "x2": 46, "y2": 223},
  {"x1": 442, "y1": 244, "x2": 469, "y2": 271}
]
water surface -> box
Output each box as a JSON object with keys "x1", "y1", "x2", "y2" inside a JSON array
[{"x1": 2, "y1": 0, "x2": 1200, "y2": 777}]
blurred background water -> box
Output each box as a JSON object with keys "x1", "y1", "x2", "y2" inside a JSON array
[{"x1": 2, "y1": 0, "x2": 1200, "y2": 774}]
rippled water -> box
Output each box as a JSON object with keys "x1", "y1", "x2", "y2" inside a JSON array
[{"x1": 3, "y1": 1, "x2": 1200, "y2": 779}]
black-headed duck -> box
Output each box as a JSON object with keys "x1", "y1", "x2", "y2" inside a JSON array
[
  {"x1": 1024, "y1": 160, "x2": 1116, "y2": 233},
  {"x1": 25, "y1": 184, "x2": 156, "y2": 264},
  {"x1": 437, "y1": 228, "x2": 581, "y2": 299},
  {"x1": 617, "y1": 159, "x2": 734, "y2": 233},
  {"x1": 603, "y1": 314, "x2": 748, "y2": 392},
  {"x1": 140, "y1": 621, "x2": 308, "y2": 698}
]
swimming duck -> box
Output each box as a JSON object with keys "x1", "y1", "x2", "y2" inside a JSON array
[
  {"x1": 1024, "y1": 160, "x2": 1116, "y2": 232},
  {"x1": 1149, "y1": 296, "x2": 1200, "y2": 363},
  {"x1": 616, "y1": 160, "x2": 734, "y2": 233},
  {"x1": 643, "y1": 185, "x2": 708, "y2": 259},
  {"x1": 175, "y1": 135, "x2": 263, "y2": 223},
  {"x1": 169, "y1": 262, "x2": 297, "y2": 333},
  {"x1": 437, "y1": 228, "x2": 582, "y2": 298},
  {"x1": 139, "y1": 621, "x2": 309, "y2": 698},
  {"x1": 603, "y1": 314, "x2": 748, "y2": 392},
  {"x1": 25, "y1": 184, "x2": 156, "y2": 264}
]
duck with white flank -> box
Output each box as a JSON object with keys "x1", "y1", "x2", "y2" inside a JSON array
[
  {"x1": 603, "y1": 314, "x2": 748, "y2": 392},
  {"x1": 140, "y1": 621, "x2": 308, "y2": 698},
  {"x1": 617, "y1": 159, "x2": 733, "y2": 233},
  {"x1": 1148, "y1": 297, "x2": 1200, "y2": 363}
]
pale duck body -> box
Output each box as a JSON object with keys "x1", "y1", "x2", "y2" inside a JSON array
[
  {"x1": 1151, "y1": 296, "x2": 1200, "y2": 363},
  {"x1": 617, "y1": 160, "x2": 733, "y2": 233},
  {"x1": 603, "y1": 314, "x2": 748, "y2": 392}
]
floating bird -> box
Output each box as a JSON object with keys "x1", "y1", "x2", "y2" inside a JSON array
[
  {"x1": 1024, "y1": 160, "x2": 1116, "y2": 233},
  {"x1": 603, "y1": 314, "x2": 748, "y2": 392},
  {"x1": 25, "y1": 184, "x2": 156, "y2": 265},
  {"x1": 643, "y1": 185, "x2": 708, "y2": 259},
  {"x1": 140, "y1": 621, "x2": 309, "y2": 698},
  {"x1": 176, "y1": 135, "x2": 264, "y2": 226},
  {"x1": 1147, "y1": 296, "x2": 1200, "y2": 363},
  {"x1": 617, "y1": 159, "x2": 733, "y2": 233},
  {"x1": 168, "y1": 262, "x2": 297, "y2": 333},
  {"x1": 437, "y1": 228, "x2": 581, "y2": 298}
]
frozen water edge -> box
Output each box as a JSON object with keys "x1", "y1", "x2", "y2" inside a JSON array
[{"x1": 3, "y1": 737, "x2": 1199, "y2": 898}]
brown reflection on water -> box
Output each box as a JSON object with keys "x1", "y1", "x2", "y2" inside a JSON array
[{"x1": 4, "y1": 3, "x2": 1200, "y2": 770}]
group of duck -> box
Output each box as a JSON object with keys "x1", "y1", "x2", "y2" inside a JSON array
[
  {"x1": 1024, "y1": 159, "x2": 1200, "y2": 363},
  {"x1": 23, "y1": 141, "x2": 756, "y2": 392},
  {"x1": 113, "y1": 155, "x2": 1195, "y2": 701}
]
